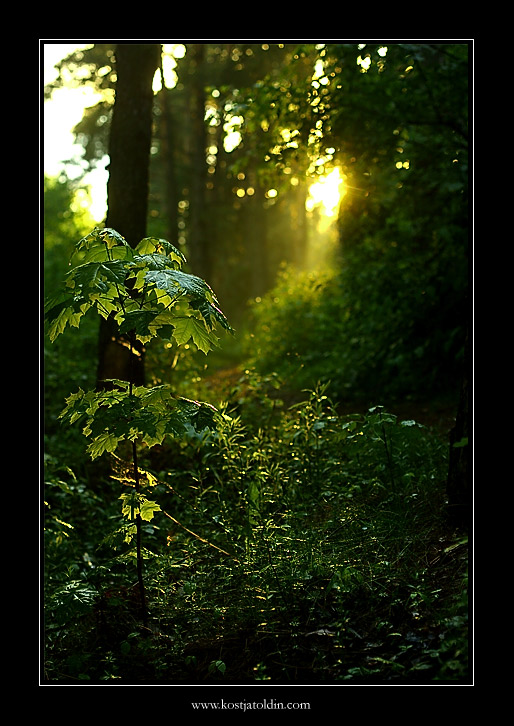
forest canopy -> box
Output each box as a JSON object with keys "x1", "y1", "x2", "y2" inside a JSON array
[{"x1": 45, "y1": 41, "x2": 468, "y2": 400}]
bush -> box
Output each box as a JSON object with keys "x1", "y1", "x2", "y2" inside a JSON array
[{"x1": 244, "y1": 242, "x2": 467, "y2": 403}]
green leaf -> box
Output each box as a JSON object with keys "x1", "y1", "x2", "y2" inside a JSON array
[
  {"x1": 136, "y1": 236, "x2": 186, "y2": 266},
  {"x1": 190, "y1": 295, "x2": 233, "y2": 332},
  {"x1": 172, "y1": 316, "x2": 219, "y2": 354},
  {"x1": 452, "y1": 437, "x2": 468, "y2": 449},
  {"x1": 132, "y1": 253, "x2": 178, "y2": 272},
  {"x1": 140, "y1": 499, "x2": 161, "y2": 522},
  {"x1": 73, "y1": 227, "x2": 133, "y2": 263},
  {"x1": 44, "y1": 292, "x2": 72, "y2": 321},
  {"x1": 118, "y1": 310, "x2": 160, "y2": 337},
  {"x1": 98, "y1": 227, "x2": 127, "y2": 249},
  {"x1": 46, "y1": 300, "x2": 91, "y2": 342},
  {"x1": 119, "y1": 492, "x2": 139, "y2": 520},
  {"x1": 131, "y1": 310, "x2": 177, "y2": 342},
  {"x1": 87, "y1": 432, "x2": 121, "y2": 460},
  {"x1": 119, "y1": 493, "x2": 160, "y2": 522},
  {"x1": 144, "y1": 269, "x2": 211, "y2": 300},
  {"x1": 208, "y1": 660, "x2": 226, "y2": 674},
  {"x1": 45, "y1": 294, "x2": 92, "y2": 341},
  {"x1": 68, "y1": 260, "x2": 129, "y2": 293}
]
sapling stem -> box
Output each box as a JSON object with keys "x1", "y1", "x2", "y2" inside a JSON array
[
  {"x1": 128, "y1": 330, "x2": 148, "y2": 623},
  {"x1": 132, "y1": 438, "x2": 148, "y2": 622}
]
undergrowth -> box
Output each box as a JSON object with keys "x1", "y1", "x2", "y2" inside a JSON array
[
  {"x1": 43, "y1": 379, "x2": 469, "y2": 684},
  {"x1": 244, "y1": 260, "x2": 466, "y2": 403}
]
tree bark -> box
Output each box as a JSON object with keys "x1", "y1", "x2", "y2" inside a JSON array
[
  {"x1": 96, "y1": 43, "x2": 160, "y2": 388},
  {"x1": 157, "y1": 82, "x2": 179, "y2": 246},
  {"x1": 187, "y1": 44, "x2": 210, "y2": 281}
]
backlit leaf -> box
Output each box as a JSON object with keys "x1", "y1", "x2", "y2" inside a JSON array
[
  {"x1": 136, "y1": 236, "x2": 186, "y2": 265},
  {"x1": 87, "y1": 431, "x2": 121, "y2": 460},
  {"x1": 172, "y1": 316, "x2": 219, "y2": 354},
  {"x1": 140, "y1": 499, "x2": 161, "y2": 521}
]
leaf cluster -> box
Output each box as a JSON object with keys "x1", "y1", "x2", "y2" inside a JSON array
[
  {"x1": 59, "y1": 379, "x2": 220, "y2": 460},
  {"x1": 45, "y1": 227, "x2": 232, "y2": 466},
  {"x1": 44, "y1": 227, "x2": 233, "y2": 353}
]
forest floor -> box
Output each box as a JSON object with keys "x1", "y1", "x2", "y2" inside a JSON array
[
  {"x1": 175, "y1": 366, "x2": 470, "y2": 684},
  {"x1": 44, "y1": 363, "x2": 470, "y2": 687},
  {"x1": 203, "y1": 363, "x2": 459, "y2": 433}
]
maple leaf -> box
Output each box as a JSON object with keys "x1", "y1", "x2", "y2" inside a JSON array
[
  {"x1": 171, "y1": 316, "x2": 219, "y2": 354},
  {"x1": 135, "y1": 236, "x2": 186, "y2": 266},
  {"x1": 139, "y1": 499, "x2": 161, "y2": 522},
  {"x1": 87, "y1": 431, "x2": 121, "y2": 460},
  {"x1": 144, "y1": 269, "x2": 211, "y2": 300}
]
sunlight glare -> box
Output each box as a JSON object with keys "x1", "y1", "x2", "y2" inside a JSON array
[
  {"x1": 153, "y1": 45, "x2": 183, "y2": 91},
  {"x1": 43, "y1": 85, "x2": 104, "y2": 175},
  {"x1": 223, "y1": 115, "x2": 244, "y2": 152},
  {"x1": 306, "y1": 168, "x2": 345, "y2": 217}
]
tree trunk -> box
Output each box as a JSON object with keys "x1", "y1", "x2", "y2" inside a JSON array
[
  {"x1": 96, "y1": 43, "x2": 160, "y2": 388},
  {"x1": 157, "y1": 83, "x2": 179, "y2": 246},
  {"x1": 187, "y1": 44, "x2": 210, "y2": 281}
]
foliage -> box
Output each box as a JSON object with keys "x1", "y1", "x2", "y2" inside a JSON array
[
  {"x1": 44, "y1": 175, "x2": 97, "y2": 248},
  {"x1": 242, "y1": 43, "x2": 468, "y2": 190},
  {"x1": 43, "y1": 43, "x2": 470, "y2": 686},
  {"x1": 237, "y1": 43, "x2": 468, "y2": 403},
  {"x1": 44, "y1": 226, "x2": 233, "y2": 620},
  {"x1": 46, "y1": 43, "x2": 469, "y2": 329},
  {"x1": 45, "y1": 227, "x2": 231, "y2": 347},
  {"x1": 245, "y1": 246, "x2": 466, "y2": 402},
  {"x1": 59, "y1": 380, "x2": 220, "y2": 460},
  {"x1": 43, "y1": 175, "x2": 97, "y2": 289},
  {"x1": 43, "y1": 378, "x2": 468, "y2": 684},
  {"x1": 44, "y1": 176, "x2": 102, "y2": 471}
]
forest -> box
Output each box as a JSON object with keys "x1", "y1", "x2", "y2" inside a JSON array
[{"x1": 42, "y1": 41, "x2": 471, "y2": 692}]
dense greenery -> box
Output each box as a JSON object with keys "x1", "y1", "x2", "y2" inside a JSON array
[
  {"x1": 245, "y1": 235, "x2": 466, "y2": 402},
  {"x1": 43, "y1": 226, "x2": 468, "y2": 684},
  {"x1": 242, "y1": 43, "x2": 468, "y2": 402},
  {"x1": 44, "y1": 337, "x2": 468, "y2": 683},
  {"x1": 42, "y1": 42, "x2": 470, "y2": 688}
]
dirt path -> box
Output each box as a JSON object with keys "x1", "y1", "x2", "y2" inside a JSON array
[{"x1": 203, "y1": 364, "x2": 458, "y2": 437}]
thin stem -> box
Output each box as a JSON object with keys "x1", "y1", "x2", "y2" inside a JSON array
[
  {"x1": 128, "y1": 326, "x2": 148, "y2": 622},
  {"x1": 132, "y1": 438, "x2": 148, "y2": 622},
  {"x1": 263, "y1": 529, "x2": 290, "y2": 613},
  {"x1": 379, "y1": 412, "x2": 396, "y2": 490}
]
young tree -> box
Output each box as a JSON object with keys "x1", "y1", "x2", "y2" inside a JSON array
[{"x1": 45, "y1": 227, "x2": 233, "y2": 621}]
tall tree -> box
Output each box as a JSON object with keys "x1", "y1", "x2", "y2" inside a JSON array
[
  {"x1": 185, "y1": 44, "x2": 210, "y2": 281},
  {"x1": 96, "y1": 43, "x2": 161, "y2": 387}
]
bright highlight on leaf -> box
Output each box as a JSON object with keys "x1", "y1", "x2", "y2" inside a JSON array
[{"x1": 172, "y1": 316, "x2": 219, "y2": 355}]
